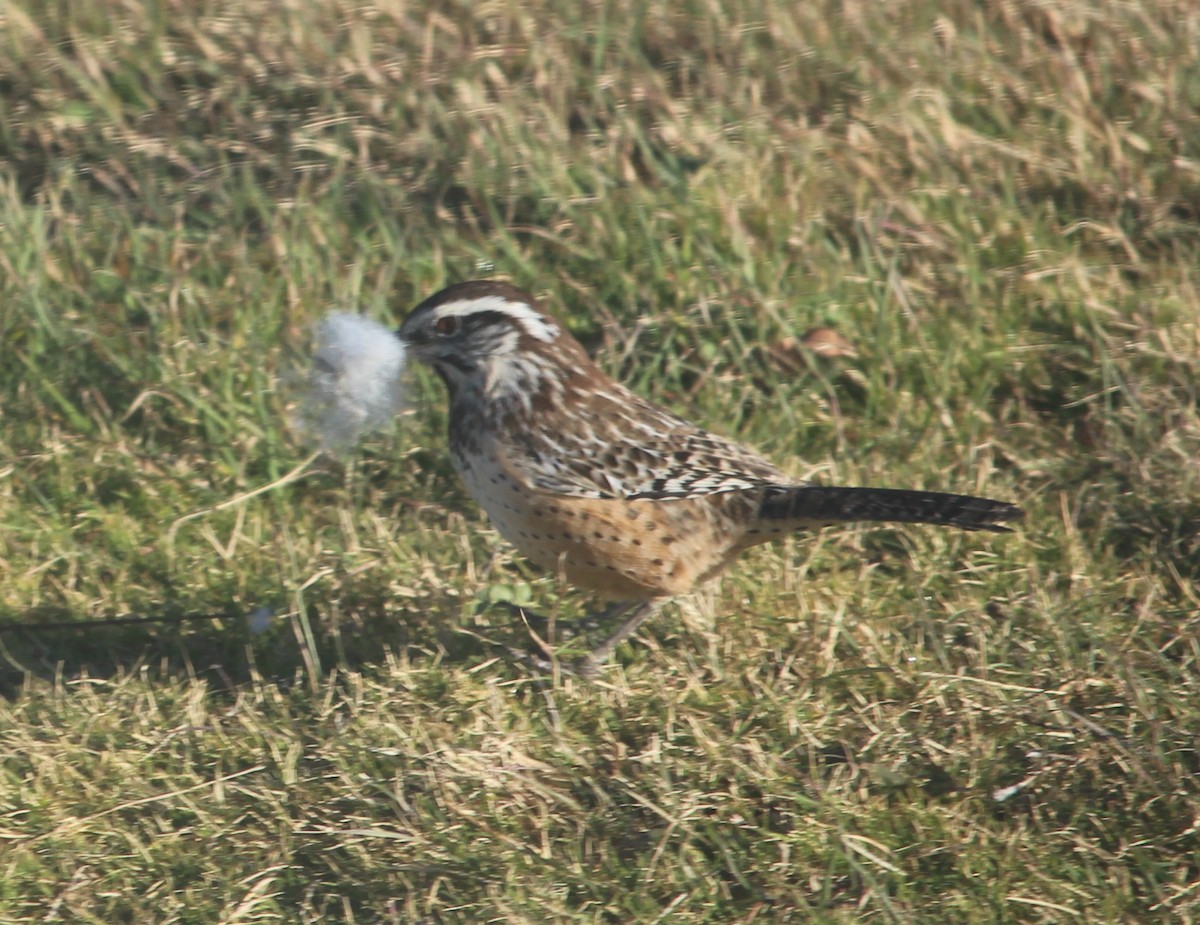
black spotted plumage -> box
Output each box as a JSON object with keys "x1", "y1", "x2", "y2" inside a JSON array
[{"x1": 395, "y1": 280, "x2": 1022, "y2": 670}]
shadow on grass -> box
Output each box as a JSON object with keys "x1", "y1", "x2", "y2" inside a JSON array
[{"x1": 0, "y1": 583, "x2": 530, "y2": 699}]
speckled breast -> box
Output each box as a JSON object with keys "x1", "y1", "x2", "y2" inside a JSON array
[{"x1": 453, "y1": 446, "x2": 759, "y2": 601}]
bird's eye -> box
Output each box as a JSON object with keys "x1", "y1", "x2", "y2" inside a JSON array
[{"x1": 433, "y1": 315, "x2": 460, "y2": 337}]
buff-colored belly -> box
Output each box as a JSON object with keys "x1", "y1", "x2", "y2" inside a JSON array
[{"x1": 456, "y1": 453, "x2": 753, "y2": 600}]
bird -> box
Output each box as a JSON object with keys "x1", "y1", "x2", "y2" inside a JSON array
[{"x1": 394, "y1": 280, "x2": 1022, "y2": 673}]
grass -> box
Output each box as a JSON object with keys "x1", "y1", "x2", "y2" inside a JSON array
[{"x1": 1, "y1": 0, "x2": 1198, "y2": 920}]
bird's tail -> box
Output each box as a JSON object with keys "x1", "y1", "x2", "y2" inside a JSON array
[{"x1": 756, "y1": 486, "x2": 1023, "y2": 534}]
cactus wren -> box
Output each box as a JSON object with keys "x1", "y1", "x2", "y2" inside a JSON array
[{"x1": 395, "y1": 280, "x2": 1021, "y2": 672}]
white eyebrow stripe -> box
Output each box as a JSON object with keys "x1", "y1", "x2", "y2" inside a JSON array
[{"x1": 433, "y1": 295, "x2": 559, "y2": 343}]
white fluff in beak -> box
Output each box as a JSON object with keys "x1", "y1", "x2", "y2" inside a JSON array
[{"x1": 300, "y1": 312, "x2": 408, "y2": 451}]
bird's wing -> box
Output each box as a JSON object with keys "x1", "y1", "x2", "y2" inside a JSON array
[{"x1": 500, "y1": 394, "x2": 788, "y2": 500}]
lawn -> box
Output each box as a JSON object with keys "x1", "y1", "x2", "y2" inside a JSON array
[{"x1": 2, "y1": 0, "x2": 1199, "y2": 921}]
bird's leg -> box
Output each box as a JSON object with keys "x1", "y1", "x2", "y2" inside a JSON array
[
  {"x1": 576, "y1": 599, "x2": 666, "y2": 676},
  {"x1": 503, "y1": 599, "x2": 664, "y2": 676},
  {"x1": 499, "y1": 600, "x2": 624, "y2": 673}
]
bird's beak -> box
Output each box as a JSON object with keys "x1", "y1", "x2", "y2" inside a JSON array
[
  {"x1": 394, "y1": 319, "x2": 416, "y2": 349},
  {"x1": 394, "y1": 319, "x2": 430, "y2": 362}
]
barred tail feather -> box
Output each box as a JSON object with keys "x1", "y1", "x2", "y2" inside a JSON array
[{"x1": 758, "y1": 486, "x2": 1023, "y2": 533}]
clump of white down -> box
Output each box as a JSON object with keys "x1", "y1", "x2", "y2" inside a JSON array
[{"x1": 300, "y1": 312, "x2": 408, "y2": 452}]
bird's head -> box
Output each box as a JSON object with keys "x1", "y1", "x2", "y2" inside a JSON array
[{"x1": 396, "y1": 280, "x2": 582, "y2": 410}]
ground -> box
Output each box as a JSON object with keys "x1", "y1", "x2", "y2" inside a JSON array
[{"x1": 1, "y1": 1, "x2": 1199, "y2": 921}]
